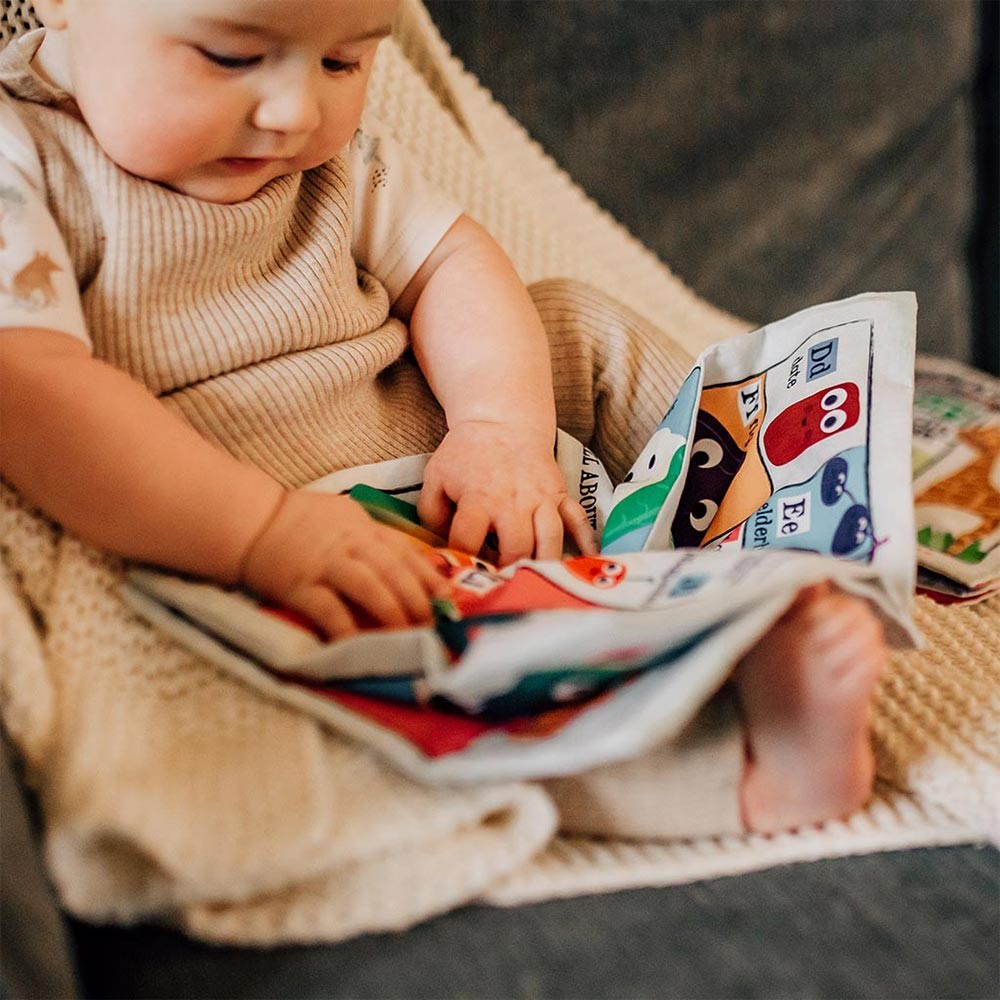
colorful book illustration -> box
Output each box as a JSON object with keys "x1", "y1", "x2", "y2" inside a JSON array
[
  {"x1": 123, "y1": 292, "x2": 922, "y2": 784},
  {"x1": 910, "y1": 357, "x2": 1000, "y2": 600}
]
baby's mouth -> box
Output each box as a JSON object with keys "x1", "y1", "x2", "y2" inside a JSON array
[{"x1": 218, "y1": 157, "x2": 276, "y2": 170}]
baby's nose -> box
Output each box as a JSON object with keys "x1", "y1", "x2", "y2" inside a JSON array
[{"x1": 253, "y1": 78, "x2": 322, "y2": 136}]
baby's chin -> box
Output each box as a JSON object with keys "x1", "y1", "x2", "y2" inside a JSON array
[
  {"x1": 153, "y1": 165, "x2": 295, "y2": 204},
  {"x1": 126, "y1": 147, "x2": 336, "y2": 203}
]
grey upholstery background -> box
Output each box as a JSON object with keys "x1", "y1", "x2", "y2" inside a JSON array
[
  {"x1": 427, "y1": 0, "x2": 998, "y2": 373},
  {"x1": 0, "y1": 732, "x2": 80, "y2": 999},
  {"x1": 67, "y1": 846, "x2": 999, "y2": 999}
]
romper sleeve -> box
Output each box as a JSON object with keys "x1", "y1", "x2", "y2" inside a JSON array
[
  {"x1": 348, "y1": 113, "x2": 463, "y2": 305},
  {"x1": 0, "y1": 94, "x2": 90, "y2": 348}
]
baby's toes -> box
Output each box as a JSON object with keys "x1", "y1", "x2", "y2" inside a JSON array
[
  {"x1": 810, "y1": 590, "x2": 883, "y2": 643},
  {"x1": 779, "y1": 581, "x2": 831, "y2": 624},
  {"x1": 778, "y1": 585, "x2": 851, "y2": 644},
  {"x1": 826, "y1": 596, "x2": 886, "y2": 656},
  {"x1": 816, "y1": 602, "x2": 887, "y2": 691}
]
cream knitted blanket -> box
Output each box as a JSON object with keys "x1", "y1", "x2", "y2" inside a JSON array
[{"x1": 1, "y1": 0, "x2": 998, "y2": 947}]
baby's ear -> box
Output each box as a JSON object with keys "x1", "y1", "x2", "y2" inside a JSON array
[{"x1": 33, "y1": 0, "x2": 69, "y2": 30}]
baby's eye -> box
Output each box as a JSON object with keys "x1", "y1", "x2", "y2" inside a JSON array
[
  {"x1": 198, "y1": 48, "x2": 263, "y2": 70},
  {"x1": 322, "y1": 58, "x2": 361, "y2": 75}
]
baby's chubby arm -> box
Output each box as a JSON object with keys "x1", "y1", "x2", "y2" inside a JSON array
[
  {"x1": 394, "y1": 215, "x2": 597, "y2": 565},
  {"x1": 0, "y1": 329, "x2": 446, "y2": 636}
]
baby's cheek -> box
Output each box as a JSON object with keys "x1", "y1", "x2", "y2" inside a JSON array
[
  {"x1": 84, "y1": 99, "x2": 212, "y2": 180},
  {"x1": 311, "y1": 83, "x2": 373, "y2": 163},
  {"x1": 298, "y1": 121, "x2": 362, "y2": 173}
]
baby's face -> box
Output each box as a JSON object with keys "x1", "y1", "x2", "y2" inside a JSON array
[{"x1": 38, "y1": 0, "x2": 397, "y2": 203}]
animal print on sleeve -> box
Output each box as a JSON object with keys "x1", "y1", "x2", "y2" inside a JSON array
[
  {"x1": 347, "y1": 114, "x2": 462, "y2": 304},
  {"x1": 0, "y1": 151, "x2": 90, "y2": 345}
]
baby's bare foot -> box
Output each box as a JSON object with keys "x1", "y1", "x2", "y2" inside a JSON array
[{"x1": 736, "y1": 583, "x2": 887, "y2": 834}]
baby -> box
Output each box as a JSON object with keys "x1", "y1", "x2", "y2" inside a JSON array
[{"x1": 0, "y1": 0, "x2": 887, "y2": 834}]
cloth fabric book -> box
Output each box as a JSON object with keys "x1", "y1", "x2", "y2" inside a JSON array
[{"x1": 124, "y1": 291, "x2": 919, "y2": 784}]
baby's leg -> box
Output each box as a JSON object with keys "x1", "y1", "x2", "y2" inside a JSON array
[
  {"x1": 531, "y1": 280, "x2": 887, "y2": 834},
  {"x1": 529, "y1": 278, "x2": 693, "y2": 482},
  {"x1": 736, "y1": 583, "x2": 887, "y2": 833},
  {"x1": 547, "y1": 585, "x2": 887, "y2": 841}
]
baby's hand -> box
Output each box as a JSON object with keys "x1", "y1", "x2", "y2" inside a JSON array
[
  {"x1": 418, "y1": 420, "x2": 598, "y2": 565},
  {"x1": 239, "y1": 491, "x2": 449, "y2": 638}
]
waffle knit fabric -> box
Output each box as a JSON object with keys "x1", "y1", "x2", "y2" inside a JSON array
[{"x1": 1, "y1": 0, "x2": 998, "y2": 947}]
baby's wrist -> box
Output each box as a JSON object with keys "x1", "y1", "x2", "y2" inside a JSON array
[
  {"x1": 450, "y1": 415, "x2": 557, "y2": 449},
  {"x1": 233, "y1": 485, "x2": 290, "y2": 590}
]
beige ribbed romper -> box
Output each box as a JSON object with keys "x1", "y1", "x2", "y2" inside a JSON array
[{"x1": 0, "y1": 27, "x2": 745, "y2": 885}]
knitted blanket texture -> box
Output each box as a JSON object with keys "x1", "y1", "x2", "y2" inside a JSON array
[{"x1": 1, "y1": 0, "x2": 998, "y2": 947}]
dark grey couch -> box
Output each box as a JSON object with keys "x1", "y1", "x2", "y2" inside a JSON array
[
  {"x1": 428, "y1": 0, "x2": 999, "y2": 375},
  {"x1": 3, "y1": 2, "x2": 998, "y2": 997}
]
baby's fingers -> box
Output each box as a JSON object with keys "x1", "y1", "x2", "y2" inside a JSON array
[
  {"x1": 356, "y1": 537, "x2": 448, "y2": 623},
  {"x1": 559, "y1": 496, "x2": 599, "y2": 556},
  {"x1": 494, "y1": 510, "x2": 535, "y2": 566},
  {"x1": 417, "y1": 478, "x2": 454, "y2": 540},
  {"x1": 332, "y1": 560, "x2": 414, "y2": 629},
  {"x1": 531, "y1": 502, "x2": 564, "y2": 562},
  {"x1": 449, "y1": 502, "x2": 492, "y2": 558},
  {"x1": 289, "y1": 586, "x2": 359, "y2": 640},
  {"x1": 387, "y1": 547, "x2": 449, "y2": 622},
  {"x1": 408, "y1": 547, "x2": 452, "y2": 600}
]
